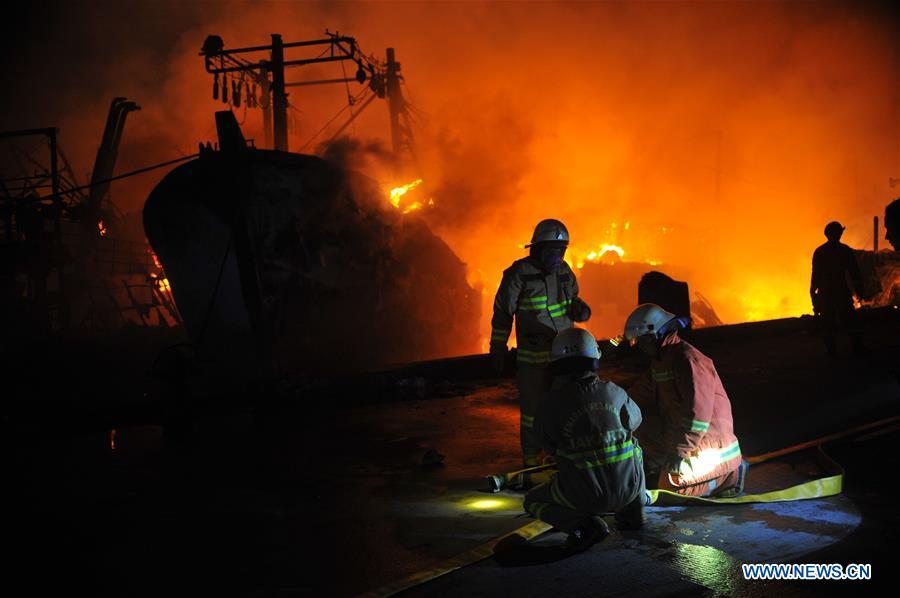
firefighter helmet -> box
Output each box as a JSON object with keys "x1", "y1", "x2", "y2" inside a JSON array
[
  {"x1": 527, "y1": 219, "x2": 569, "y2": 247},
  {"x1": 623, "y1": 303, "x2": 677, "y2": 342},
  {"x1": 551, "y1": 327, "x2": 601, "y2": 362}
]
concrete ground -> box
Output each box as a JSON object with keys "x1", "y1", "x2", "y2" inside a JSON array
[{"x1": 3, "y1": 308, "x2": 898, "y2": 596}]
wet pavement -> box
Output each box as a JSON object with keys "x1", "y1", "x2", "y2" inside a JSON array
[
  {"x1": 399, "y1": 431, "x2": 898, "y2": 598},
  {"x1": 4, "y1": 308, "x2": 899, "y2": 596}
]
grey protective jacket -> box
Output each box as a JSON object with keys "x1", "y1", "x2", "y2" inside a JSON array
[
  {"x1": 490, "y1": 256, "x2": 585, "y2": 367},
  {"x1": 536, "y1": 372, "x2": 646, "y2": 511}
]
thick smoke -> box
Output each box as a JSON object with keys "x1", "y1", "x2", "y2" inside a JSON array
[
  {"x1": 3, "y1": 1, "x2": 898, "y2": 343},
  {"x1": 317, "y1": 136, "x2": 393, "y2": 174}
]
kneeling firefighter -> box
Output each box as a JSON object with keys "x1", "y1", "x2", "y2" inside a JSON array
[
  {"x1": 623, "y1": 304, "x2": 747, "y2": 497},
  {"x1": 523, "y1": 327, "x2": 646, "y2": 552},
  {"x1": 490, "y1": 219, "x2": 592, "y2": 470}
]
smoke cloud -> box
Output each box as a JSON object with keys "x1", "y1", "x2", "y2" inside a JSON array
[{"x1": 3, "y1": 1, "x2": 898, "y2": 344}]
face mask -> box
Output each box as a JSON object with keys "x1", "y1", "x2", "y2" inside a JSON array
[
  {"x1": 540, "y1": 246, "x2": 567, "y2": 272},
  {"x1": 636, "y1": 334, "x2": 659, "y2": 358}
]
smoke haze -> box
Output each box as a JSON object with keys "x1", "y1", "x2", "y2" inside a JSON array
[{"x1": 3, "y1": 0, "x2": 898, "y2": 344}]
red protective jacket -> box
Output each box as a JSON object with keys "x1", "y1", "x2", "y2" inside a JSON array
[{"x1": 629, "y1": 333, "x2": 741, "y2": 486}]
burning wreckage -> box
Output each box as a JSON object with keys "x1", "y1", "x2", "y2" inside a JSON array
[{"x1": 144, "y1": 112, "x2": 481, "y2": 377}]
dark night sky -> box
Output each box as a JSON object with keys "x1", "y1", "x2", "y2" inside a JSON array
[{"x1": 1, "y1": 1, "x2": 205, "y2": 129}]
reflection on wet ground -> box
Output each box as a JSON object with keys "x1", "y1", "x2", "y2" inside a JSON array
[{"x1": 5, "y1": 310, "x2": 898, "y2": 596}]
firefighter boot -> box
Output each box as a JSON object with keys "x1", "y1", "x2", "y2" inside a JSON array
[
  {"x1": 565, "y1": 516, "x2": 610, "y2": 553},
  {"x1": 735, "y1": 459, "x2": 749, "y2": 494},
  {"x1": 716, "y1": 459, "x2": 749, "y2": 498},
  {"x1": 614, "y1": 494, "x2": 645, "y2": 531}
]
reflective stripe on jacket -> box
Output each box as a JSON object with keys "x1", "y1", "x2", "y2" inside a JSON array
[
  {"x1": 535, "y1": 373, "x2": 646, "y2": 511},
  {"x1": 628, "y1": 334, "x2": 741, "y2": 485},
  {"x1": 490, "y1": 257, "x2": 580, "y2": 367}
]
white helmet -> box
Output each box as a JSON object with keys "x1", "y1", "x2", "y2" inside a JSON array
[
  {"x1": 623, "y1": 303, "x2": 677, "y2": 342},
  {"x1": 551, "y1": 327, "x2": 601, "y2": 362},
  {"x1": 527, "y1": 219, "x2": 569, "y2": 247}
]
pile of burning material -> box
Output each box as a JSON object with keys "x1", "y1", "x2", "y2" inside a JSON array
[
  {"x1": 576, "y1": 260, "x2": 723, "y2": 339},
  {"x1": 855, "y1": 249, "x2": 900, "y2": 308},
  {"x1": 576, "y1": 261, "x2": 658, "y2": 339},
  {"x1": 143, "y1": 113, "x2": 479, "y2": 378}
]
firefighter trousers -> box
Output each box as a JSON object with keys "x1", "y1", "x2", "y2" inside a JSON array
[
  {"x1": 516, "y1": 365, "x2": 554, "y2": 466},
  {"x1": 524, "y1": 476, "x2": 641, "y2": 534},
  {"x1": 656, "y1": 465, "x2": 741, "y2": 497},
  {"x1": 523, "y1": 477, "x2": 586, "y2": 534},
  {"x1": 637, "y1": 414, "x2": 740, "y2": 497},
  {"x1": 819, "y1": 297, "x2": 863, "y2": 355}
]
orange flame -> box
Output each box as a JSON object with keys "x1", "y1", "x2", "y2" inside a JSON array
[
  {"x1": 570, "y1": 243, "x2": 627, "y2": 268},
  {"x1": 389, "y1": 179, "x2": 435, "y2": 215},
  {"x1": 389, "y1": 179, "x2": 423, "y2": 208},
  {"x1": 148, "y1": 249, "x2": 163, "y2": 269},
  {"x1": 98, "y1": 220, "x2": 108, "y2": 237},
  {"x1": 147, "y1": 249, "x2": 172, "y2": 294}
]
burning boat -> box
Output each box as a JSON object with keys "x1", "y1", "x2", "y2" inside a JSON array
[{"x1": 144, "y1": 112, "x2": 480, "y2": 378}]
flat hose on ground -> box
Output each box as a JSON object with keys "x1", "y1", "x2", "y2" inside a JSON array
[{"x1": 358, "y1": 414, "x2": 900, "y2": 598}]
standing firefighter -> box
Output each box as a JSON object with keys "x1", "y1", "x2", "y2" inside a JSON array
[
  {"x1": 811, "y1": 221, "x2": 866, "y2": 357},
  {"x1": 624, "y1": 304, "x2": 747, "y2": 498},
  {"x1": 490, "y1": 219, "x2": 591, "y2": 470},
  {"x1": 523, "y1": 328, "x2": 646, "y2": 552}
]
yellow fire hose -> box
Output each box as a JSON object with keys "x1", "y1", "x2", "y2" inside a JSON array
[
  {"x1": 358, "y1": 415, "x2": 899, "y2": 597},
  {"x1": 485, "y1": 462, "x2": 557, "y2": 492}
]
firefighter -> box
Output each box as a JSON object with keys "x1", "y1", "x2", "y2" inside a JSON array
[
  {"x1": 490, "y1": 219, "x2": 591, "y2": 472},
  {"x1": 810, "y1": 221, "x2": 866, "y2": 357},
  {"x1": 523, "y1": 327, "x2": 646, "y2": 552},
  {"x1": 623, "y1": 304, "x2": 747, "y2": 498}
]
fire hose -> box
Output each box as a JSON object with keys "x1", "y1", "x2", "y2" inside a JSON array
[
  {"x1": 484, "y1": 462, "x2": 556, "y2": 493},
  {"x1": 358, "y1": 414, "x2": 899, "y2": 598}
]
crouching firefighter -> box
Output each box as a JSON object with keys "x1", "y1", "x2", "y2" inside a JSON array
[
  {"x1": 523, "y1": 327, "x2": 646, "y2": 552},
  {"x1": 623, "y1": 304, "x2": 748, "y2": 498},
  {"x1": 490, "y1": 219, "x2": 592, "y2": 471}
]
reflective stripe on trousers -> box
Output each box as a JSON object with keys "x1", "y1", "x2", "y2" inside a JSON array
[{"x1": 516, "y1": 366, "x2": 554, "y2": 462}]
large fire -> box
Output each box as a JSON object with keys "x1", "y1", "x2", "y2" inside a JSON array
[
  {"x1": 27, "y1": 2, "x2": 896, "y2": 357},
  {"x1": 565, "y1": 221, "x2": 662, "y2": 270},
  {"x1": 570, "y1": 243, "x2": 627, "y2": 268}
]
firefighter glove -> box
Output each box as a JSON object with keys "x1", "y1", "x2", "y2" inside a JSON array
[
  {"x1": 568, "y1": 297, "x2": 592, "y2": 322},
  {"x1": 665, "y1": 455, "x2": 683, "y2": 475}
]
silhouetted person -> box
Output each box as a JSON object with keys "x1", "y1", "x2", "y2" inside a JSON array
[
  {"x1": 886, "y1": 198, "x2": 900, "y2": 251},
  {"x1": 810, "y1": 221, "x2": 865, "y2": 357}
]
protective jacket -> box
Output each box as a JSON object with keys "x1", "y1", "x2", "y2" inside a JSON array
[
  {"x1": 811, "y1": 241, "x2": 863, "y2": 301},
  {"x1": 628, "y1": 334, "x2": 741, "y2": 486},
  {"x1": 535, "y1": 373, "x2": 646, "y2": 512},
  {"x1": 490, "y1": 257, "x2": 586, "y2": 367}
]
